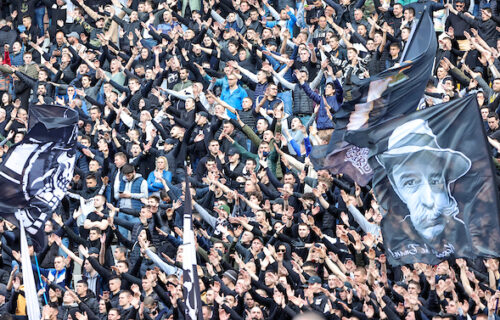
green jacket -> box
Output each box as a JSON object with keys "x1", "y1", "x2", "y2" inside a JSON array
[{"x1": 240, "y1": 122, "x2": 284, "y2": 178}]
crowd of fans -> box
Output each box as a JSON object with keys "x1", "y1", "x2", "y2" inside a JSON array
[{"x1": 0, "y1": 0, "x2": 499, "y2": 319}]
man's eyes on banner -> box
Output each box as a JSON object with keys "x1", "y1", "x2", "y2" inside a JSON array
[
  {"x1": 429, "y1": 175, "x2": 444, "y2": 186},
  {"x1": 397, "y1": 174, "x2": 444, "y2": 190},
  {"x1": 401, "y1": 178, "x2": 419, "y2": 188}
]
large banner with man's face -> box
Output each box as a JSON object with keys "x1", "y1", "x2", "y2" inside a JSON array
[{"x1": 346, "y1": 95, "x2": 500, "y2": 266}]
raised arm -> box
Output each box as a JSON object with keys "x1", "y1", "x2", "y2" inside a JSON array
[{"x1": 54, "y1": 235, "x2": 83, "y2": 266}]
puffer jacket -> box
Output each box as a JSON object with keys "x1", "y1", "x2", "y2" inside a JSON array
[{"x1": 292, "y1": 85, "x2": 315, "y2": 116}]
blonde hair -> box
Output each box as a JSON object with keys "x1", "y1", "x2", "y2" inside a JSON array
[{"x1": 156, "y1": 156, "x2": 168, "y2": 171}]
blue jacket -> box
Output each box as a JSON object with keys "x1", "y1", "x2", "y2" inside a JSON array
[
  {"x1": 146, "y1": 170, "x2": 172, "y2": 193},
  {"x1": 302, "y1": 78, "x2": 343, "y2": 130},
  {"x1": 119, "y1": 175, "x2": 146, "y2": 210}
]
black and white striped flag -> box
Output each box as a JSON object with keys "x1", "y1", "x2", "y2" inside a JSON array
[
  {"x1": 0, "y1": 104, "x2": 78, "y2": 252},
  {"x1": 182, "y1": 173, "x2": 203, "y2": 320}
]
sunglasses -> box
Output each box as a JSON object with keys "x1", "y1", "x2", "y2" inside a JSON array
[{"x1": 277, "y1": 248, "x2": 286, "y2": 252}]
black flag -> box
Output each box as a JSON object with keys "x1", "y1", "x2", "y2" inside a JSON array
[
  {"x1": 0, "y1": 105, "x2": 78, "y2": 251},
  {"x1": 313, "y1": 5, "x2": 437, "y2": 185},
  {"x1": 182, "y1": 173, "x2": 203, "y2": 320},
  {"x1": 346, "y1": 95, "x2": 500, "y2": 266}
]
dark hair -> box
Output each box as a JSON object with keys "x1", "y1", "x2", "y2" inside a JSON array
[
  {"x1": 116, "y1": 246, "x2": 128, "y2": 256},
  {"x1": 228, "y1": 40, "x2": 239, "y2": 48},
  {"x1": 389, "y1": 42, "x2": 400, "y2": 50},
  {"x1": 302, "y1": 261, "x2": 316, "y2": 268},
  {"x1": 86, "y1": 172, "x2": 97, "y2": 181},
  {"x1": 246, "y1": 158, "x2": 257, "y2": 166},
  {"x1": 89, "y1": 106, "x2": 100, "y2": 113},
  {"x1": 222, "y1": 119, "x2": 234, "y2": 127},
  {"x1": 206, "y1": 156, "x2": 217, "y2": 163},
  {"x1": 109, "y1": 275, "x2": 121, "y2": 281},
  {"x1": 77, "y1": 280, "x2": 88, "y2": 287},
  {"x1": 120, "y1": 289, "x2": 132, "y2": 296},
  {"x1": 117, "y1": 260, "x2": 129, "y2": 268},
  {"x1": 405, "y1": 7, "x2": 415, "y2": 16},
  {"x1": 488, "y1": 112, "x2": 498, "y2": 120},
  {"x1": 303, "y1": 193, "x2": 316, "y2": 201},
  {"x1": 248, "y1": 191, "x2": 263, "y2": 202},
  {"x1": 148, "y1": 195, "x2": 160, "y2": 203},
  {"x1": 122, "y1": 163, "x2": 135, "y2": 175},
  {"x1": 90, "y1": 227, "x2": 102, "y2": 234}
]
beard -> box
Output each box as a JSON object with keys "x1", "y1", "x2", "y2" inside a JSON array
[{"x1": 407, "y1": 195, "x2": 458, "y2": 241}]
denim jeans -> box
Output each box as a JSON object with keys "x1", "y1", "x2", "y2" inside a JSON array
[
  {"x1": 118, "y1": 212, "x2": 141, "y2": 239},
  {"x1": 35, "y1": 6, "x2": 45, "y2": 37},
  {"x1": 58, "y1": 237, "x2": 70, "y2": 257}
]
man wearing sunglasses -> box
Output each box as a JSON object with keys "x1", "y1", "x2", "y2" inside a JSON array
[{"x1": 444, "y1": 0, "x2": 471, "y2": 41}]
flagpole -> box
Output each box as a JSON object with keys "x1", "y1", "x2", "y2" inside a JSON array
[
  {"x1": 18, "y1": 210, "x2": 42, "y2": 320},
  {"x1": 182, "y1": 172, "x2": 204, "y2": 320},
  {"x1": 34, "y1": 253, "x2": 48, "y2": 305}
]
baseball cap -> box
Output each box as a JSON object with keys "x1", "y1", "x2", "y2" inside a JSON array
[
  {"x1": 164, "y1": 138, "x2": 177, "y2": 145},
  {"x1": 227, "y1": 148, "x2": 238, "y2": 156},
  {"x1": 218, "y1": 204, "x2": 230, "y2": 214},
  {"x1": 299, "y1": 67, "x2": 309, "y2": 75},
  {"x1": 198, "y1": 111, "x2": 209, "y2": 118},
  {"x1": 253, "y1": 236, "x2": 264, "y2": 244},
  {"x1": 67, "y1": 32, "x2": 80, "y2": 40},
  {"x1": 270, "y1": 198, "x2": 284, "y2": 205},
  {"x1": 308, "y1": 276, "x2": 322, "y2": 284}
]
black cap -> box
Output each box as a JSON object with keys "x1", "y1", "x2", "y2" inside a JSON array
[
  {"x1": 227, "y1": 148, "x2": 238, "y2": 156},
  {"x1": 164, "y1": 138, "x2": 177, "y2": 145},
  {"x1": 394, "y1": 281, "x2": 408, "y2": 289},
  {"x1": 266, "y1": 40, "x2": 278, "y2": 47},
  {"x1": 253, "y1": 236, "x2": 264, "y2": 244},
  {"x1": 270, "y1": 198, "x2": 284, "y2": 205},
  {"x1": 308, "y1": 276, "x2": 322, "y2": 284},
  {"x1": 198, "y1": 111, "x2": 209, "y2": 118}
]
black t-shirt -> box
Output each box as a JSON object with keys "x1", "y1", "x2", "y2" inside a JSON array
[
  {"x1": 86, "y1": 212, "x2": 101, "y2": 222},
  {"x1": 490, "y1": 129, "x2": 500, "y2": 141},
  {"x1": 9, "y1": 120, "x2": 27, "y2": 134}
]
